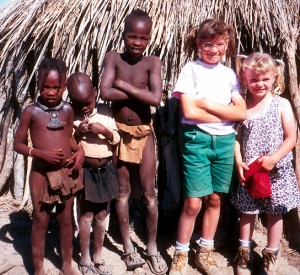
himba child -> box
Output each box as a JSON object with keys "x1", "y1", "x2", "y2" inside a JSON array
[
  {"x1": 170, "y1": 18, "x2": 246, "y2": 275},
  {"x1": 231, "y1": 52, "x2": 300, "y2": 275},
  {"x1": 100, "y1": 9, "x2": 168, "y2": 275},
  {"x1": 67, "y1": 72, "x2": 120, "y2": 275},
  {"x1": 13, "y1": 57, "x2": 84, "y2": 275}
]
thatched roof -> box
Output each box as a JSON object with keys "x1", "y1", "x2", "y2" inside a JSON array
[
  {"x1": 1, "y1": 0, "x2": 299, "y2": 101},
  {"x1": 0, "y1": 0, "x2": 299, "y2": 193}
]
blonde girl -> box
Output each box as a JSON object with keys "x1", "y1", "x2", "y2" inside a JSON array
[{"x1": 232, "y1": 52, "x2": 300, "y2": 275}]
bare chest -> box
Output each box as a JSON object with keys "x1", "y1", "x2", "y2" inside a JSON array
[
  {"x1": 30, "y1": 110, "x2": 71, "y2": 148},
  {"x1": 115, "y1": 59, "x2": 149, "y2": 88}
]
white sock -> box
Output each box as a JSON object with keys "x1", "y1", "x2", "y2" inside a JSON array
[
  {"x1": 239, "y1": 239, "x2": 252, "y2": 247},
  {"x1": 175, "y1": 241, "x2": 190, "y2": 252},
  {"x1": 199, "y1": 237, "x2": 214, "y2": 247},
  {"x1": 265, "y1": 246, "x2": 279, "y2": 252}
]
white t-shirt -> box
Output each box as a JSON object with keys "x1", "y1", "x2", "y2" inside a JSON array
[{"x1": 173, "y1": 59, "x2": 242, "y2": 135}]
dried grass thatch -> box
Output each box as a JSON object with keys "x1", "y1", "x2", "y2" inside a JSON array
[{"x1": 0, "y1": 0, "x2": 299, "y2": 209}]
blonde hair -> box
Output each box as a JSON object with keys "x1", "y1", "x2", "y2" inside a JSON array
[{"x1": 236, "y1": 52, "x2": 285, "y2": 95}]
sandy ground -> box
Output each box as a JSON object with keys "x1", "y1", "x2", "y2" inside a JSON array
[{"x1": 0, "y1": 194, "x2": 300, "y2": 275}]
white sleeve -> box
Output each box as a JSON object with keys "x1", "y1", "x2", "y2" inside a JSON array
[
  {"x1": 231, "y1": 74, "x2": 244, "y2": 98},
  {"x1": 172, "y1": 63, "x2": 196, "y2": 99}
]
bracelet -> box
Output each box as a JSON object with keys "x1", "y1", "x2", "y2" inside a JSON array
[{"x1": 29, "y1": 148, "x2": 34, "y2": 157}]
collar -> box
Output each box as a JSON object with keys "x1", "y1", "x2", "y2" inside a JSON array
[{"x1": 36, "y1": 96, "x2": 64, "y2": 112}]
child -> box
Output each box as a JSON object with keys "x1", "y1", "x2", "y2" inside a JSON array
[
  {"x1": 231, "y1": 52, "x2": 300, "y2": 275},
  {"x1": 100, "y1": 9, "x2": 168, "y2": 275},
  {"x1": 169, "y1": 18, "x2": 246, "y2": 275},
  {"x1": 67, "y1": 72, "x2": 120, "y2": 275},
  {"x1": 13, "y1": 57, "x2": 84, "y2": 275}
]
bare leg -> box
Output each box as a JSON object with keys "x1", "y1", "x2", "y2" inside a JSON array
[
  {"x1": 93, "y1": 203, "x2": 108, "y2": 262},
  {"x1": 92, "y1": 203, "x2": 112, "y2": 274},
  {"x1": 202, "y1": 192, "x2": 222, "y2": 240},
  {"x1": 266, "y1": 214, "x2": 282, "y2": 249},
  {"x1": 239, "y1": 213, "x2": 256, "y2": 241},
  {"x1": 78, "y1": 200, "x2": 93, "y2": 265},
  {"x1": 115, "y1": 161, "x2": 145, "y2": 269},
  {"x1": 30, "y1": 171, "x2": 52, "y2": 275},
  {"x1": 139, "y1": 133, "x2": 158, "y2": 254},
  {"x1": 139, "y1": 134, "x2": 167, "y2": 273},
  {"x1": 177, "y1": 197, "x2": 202, "y2": 244},
  {"x1": 114, "y1": 160, "x2": 134, "y2": 254},
  {"x1": 56, "y1": 195, "x2": 77, "y2": 274}
]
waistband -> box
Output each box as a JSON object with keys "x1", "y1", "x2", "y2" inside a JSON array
[{"x1": 83, "y1": 160, "x2": 112, "y2": 171}]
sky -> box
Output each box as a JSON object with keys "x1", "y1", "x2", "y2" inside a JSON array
[{"x1": 0, "y1": 0, "x2": 9, "y2": 8}]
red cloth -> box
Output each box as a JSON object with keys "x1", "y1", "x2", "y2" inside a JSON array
[{"x1": 244, "y1": 156, "x2": 272, "y2": 198}]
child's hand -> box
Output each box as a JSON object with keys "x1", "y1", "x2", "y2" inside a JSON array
[
  {"x1": 236, "y1": 161, "x2": 249, "y2": 185},
  {"x1": 258, "y1": 155, "x2": 276, "y2": 171},
  {"x1": 66, "y1": 147, "x2": 84, "y2": 171},
  {"x1": 75, "y1": 119, "x2": 89, "y2": 137},
  {"x1": 41, "y1": 148, "x2": 64, "y2": 164},
  {"x1": 87, "y1": 122, "x2": 107, "y2": 135}
]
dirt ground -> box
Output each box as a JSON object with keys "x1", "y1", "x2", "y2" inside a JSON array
[{"x1": 0, "y1": 194, "x2": 300, "y2": 275}]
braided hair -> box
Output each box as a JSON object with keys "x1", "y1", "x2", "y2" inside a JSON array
[{"x1": 38, "y1": 58, "x2": 67, "y2": 91}]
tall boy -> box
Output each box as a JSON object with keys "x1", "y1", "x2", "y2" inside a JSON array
[
  {"x1": 14, "y1": 58, "x2": 84, "y2": 275},
  {"x1": 100, "y1": 9, "x2": 168, "y2": 275}
]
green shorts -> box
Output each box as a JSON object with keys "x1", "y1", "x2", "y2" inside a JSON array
[{"x1": 181, "y1": 124, "x2": 235, "y2": 197}]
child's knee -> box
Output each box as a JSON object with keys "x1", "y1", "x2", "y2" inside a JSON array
[
  {"x1": 32, "y1": 211, "x2": 50, "y2": 229},
  {"x1": 32, "y1": 218, "x2": 49, "y2": 231},
  {"x1": 94, "y1": 216, "x2": 106, "y2": 229},
  {"x1": 183, "y1": 200, "x2": 201, "y2": 217},
  {"x1": 206, "y1": 193, "x2": 222, "y2": 208},
  {"x1": 94, "y1": 209, "x2": 108, "y2": 222},
  {"x1": 117, "y1": 191, "x2": 130, "y2": 201},
  {"x1": 142, "y1": 190, "x2": 157, "y2": 207},
  {"x1": 80, "y1": 212, "x2": 94, "y2": 225},
  {"x1": 57, "y1": 216, "x2": 72, "y2": 227}
]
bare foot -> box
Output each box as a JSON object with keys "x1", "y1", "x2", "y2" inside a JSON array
[
  {"x1": 122, "y1": 250, "x2": 145, "y2": 270},
  {"x1": 59, "y1": 266, "x2": 79, "y2": 275},
  {"x1": 94, "y1": 259, "x2": 112, "y2": 275},
  {"x1": 33, "y1": 269, "x2": 46, "y2": 275},
  {"x1": 145, "y1": 252, "x2": 168, "y2": 275}
]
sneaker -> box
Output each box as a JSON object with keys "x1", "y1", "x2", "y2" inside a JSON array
[
  {"x1": 169, "y1": 249, "x2": 188, "y2": 275},
  {"x1": 195, "y1": 244, "x2": 224, "y2": 275},
  {"x1": 235, "y1": 246, "x2": 252, "y2": 275},
  {"x1": 262, "y1": 248, "x2": 279, "y2": 275}
]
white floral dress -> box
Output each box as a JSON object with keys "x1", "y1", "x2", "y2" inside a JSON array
[{"x1": 231, "y1": 96, "x2": 300, "y2": 215}]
